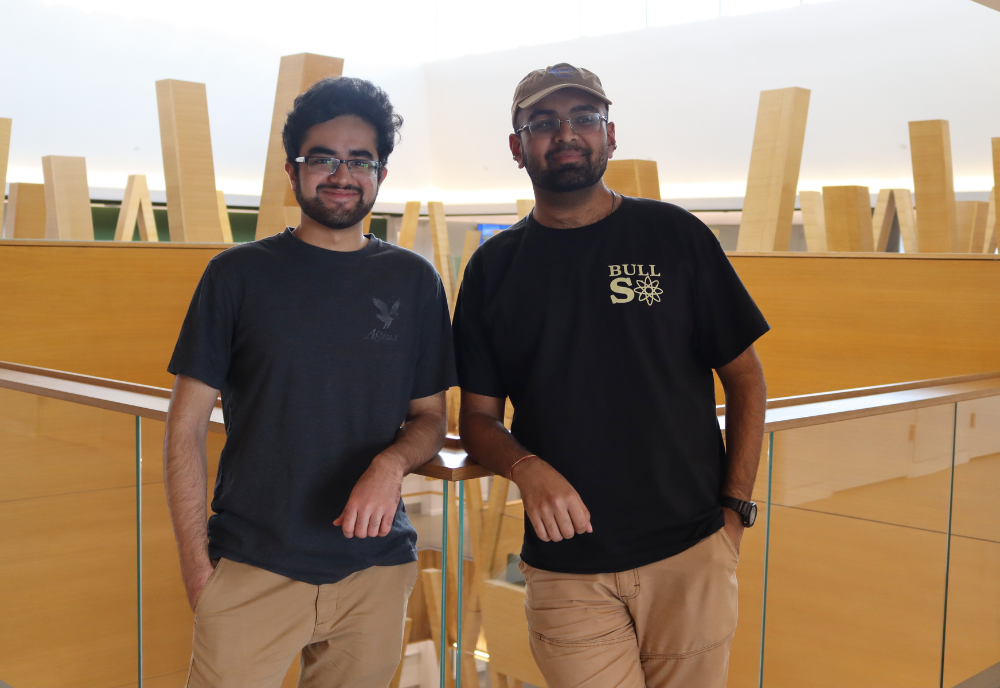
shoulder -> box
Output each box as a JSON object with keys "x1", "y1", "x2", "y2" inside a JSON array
[
  {"x1": 205, "y1": 232, "x2": 288, "y2": 275},
  {"x1": 468, "y1": 218, "x2": 528, "y2": 274},
  {"x1": 623, "y1": 197, "x2": 719, "y2": 249},
  {"x1": 370, "y1": 239, "x2": 441, "y2": 282}
]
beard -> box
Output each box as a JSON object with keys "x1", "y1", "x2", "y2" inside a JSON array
[
  {"x1": 294, "y1": 179, "x2": 376, "y2": 230},
  {"x1": 524, "y1": 139, "x2": 609, "y2": 193}
]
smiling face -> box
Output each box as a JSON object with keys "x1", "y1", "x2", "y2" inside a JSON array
[
  {"x1": 285, "y1": 115, "x2": 387, "y2": 230},
  {"x1": 510, "y1": 88, "x2": 616, "y2": 194}
]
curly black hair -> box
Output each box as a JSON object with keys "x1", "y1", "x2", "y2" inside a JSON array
[{"x1": 282, "y1": 77, "x2": 402, "y2": 164}]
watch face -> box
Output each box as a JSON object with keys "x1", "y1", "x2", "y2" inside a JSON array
[{"x1": 747, "y1": 503, "x2": 757, "y2": 527}]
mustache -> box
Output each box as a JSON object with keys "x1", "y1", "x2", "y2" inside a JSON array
[
  {"x1": 316, "y1": 182, "x2": 363, "y2": 195},
  {"x1": 545, "y1": 143, "x2": 591, "y2": 163}
]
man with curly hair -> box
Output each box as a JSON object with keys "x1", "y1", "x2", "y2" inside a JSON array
[
  {"x1": 164, "y1": 77, "x2": 456, "y2": 687},
  {"x1": 453, "y1": 64, "x2": 769, "y2": 687}
]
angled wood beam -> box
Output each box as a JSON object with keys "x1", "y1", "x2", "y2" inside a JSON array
[
  {"x1": 604, "y1": 159, "x2": 660, "y2": 200},
  {"x1": 986, "y1": 188, "x2": 997, "y2": 254},
  {"x1": 738, "y1": 87, "x2": 811, "y2": 251},
  {"x1": 257, "y1": 53, "x2": 344, "y2": 240},
  {"x1": 451, "y1": 229, "x2": 481, "y2": 319},
  {"x1": 42, "y1": 155, "x2": 93, "y2": 240},
  {"x1": 516, "y1": 199, "x2": 534, "y2": 220},
  {"x1": 871, "y1": 189, "x2": 896, "y2": 252},
  {"x1": 155, "y1": 79, "x2": 223, "y2": 243},
  {"x1": 798, "y1": 190, "x2": 827, "y2": 252},
  {"x1": 909, "y1": 120, "x2": 956, "y2": 252},
  {"x1": 3, "y1": 182, "x2": 46, "y2": 239},
  {"x1": 216, "y1": 190, "x2": 233, "y2": 243},
  {"x1": 427, "y1": 202, "x2": 454, "y2": 312},
  {"x1": 956, "y1": 200, "x2": 988, "y2": 253},
  {"x1": 823, "y1": 185, "x2": 873, "y2": 252},
  {"x1": 892, "y1": 188, "x2": 918, "y2": 253},
  {"x1": 0, "y1": 118, "x2": 10, "y2": 209},
  {"x1": 397, "y1": 201, "x2": 420, "y2": 249},
  {"x1": 114, "y1": 174, "x2": 158, "y2": 241}
]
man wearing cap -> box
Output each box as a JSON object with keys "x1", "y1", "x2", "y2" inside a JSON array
[{"x1": 453, "y1": 64, "x2": 769, "y2": 687}]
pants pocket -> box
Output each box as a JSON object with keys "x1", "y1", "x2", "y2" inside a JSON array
[{"x1": 193, "y1": 558, "x2": 226, "y2": 615}]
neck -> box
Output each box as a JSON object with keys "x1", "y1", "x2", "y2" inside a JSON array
[
  {"x1": 529, "y1": 181, "x2": 616, "y2": 229},
  {"x1": 292, "y1": 213, "x2": 369, "y2": 252}
]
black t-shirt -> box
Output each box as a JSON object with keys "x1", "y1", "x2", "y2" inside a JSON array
[
  {"x1": 168, "y1": 229, "x2": 457, "y2": 585},
  {"x1": 453, "y1": 197, "x2": 769, "y2": 574}
]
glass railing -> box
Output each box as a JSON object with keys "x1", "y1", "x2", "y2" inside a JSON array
[{"x1": 1, "y1": 363, "x2": 998, "y2": 688}]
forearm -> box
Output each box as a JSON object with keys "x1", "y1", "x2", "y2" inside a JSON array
[
  {"x1": 164, "y1": 428, "x2": 211, "y2": 569},
  {"x1": 721, "y1": 374, "x2": 767, "y2": 501},
  {"x1": 459, "y1": 408, "x2": 533, "y2": 480},
  {"x1": 375, "y1": 409, "x2": 447, "y2": 479}
]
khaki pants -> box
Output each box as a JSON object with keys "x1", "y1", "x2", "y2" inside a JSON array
[
  {"x1": 519, "y1": 528, "x2": 739, "y2": 688},
  {"x1": 186, "y1": 558, "x2": 418, "y2": 688}
]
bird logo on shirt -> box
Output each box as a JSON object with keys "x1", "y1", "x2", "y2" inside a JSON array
[{"x1": 372, "y1": 298, "x2": 401, "y2": 329}]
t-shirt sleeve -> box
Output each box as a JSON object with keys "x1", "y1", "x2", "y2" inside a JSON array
[
  {"x1": 411, "y1": 270, "x2": 458, "y2": 399},
  {"x1": 167, "y1": 260, "x2": 234, "y2": 391},
  {"x1": 692, "y1": 223, "x2": 770, "y2": 369},
  {"x1": 452, "y1": 251, "x2": 506, "y2": 398}
]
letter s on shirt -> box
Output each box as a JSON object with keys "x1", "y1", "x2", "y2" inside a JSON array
[{"x1": 610, "y1": 277, "x2": 634, "y2": 304}]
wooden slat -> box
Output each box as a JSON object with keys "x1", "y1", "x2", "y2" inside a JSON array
[
  {"x1": 217, "y1": 190, "x2": 234, "y2": 243},
  {"x1": 737, "y1": 87, "x2": 811, "y2": 251},
  {"x1": 909, "y1": 120, "x2": 957, "y2": 252},
  {"x1": 155, "y1": 79, "x2": 224, "y2": 243},
  {"x1": 42, "y1": 156, "x2": 93, "y2": 240},
  {"x1": 515, "y1": 199, "x2": 534, "y2": 220},
  {"x1": 823, "y1": 185, "x2": 874, "y2": 252},
  {"x1": 427, "y1": 201, "x2": 454, "y2": 311},
  {"x1": 3, "y1": 182, "x2": 46, "y2": 239},
  {"x1": 799, "y1": 190, "x2": 827, "y2": 252},
  {"x1": 114, "y1": 175, "x2": 158, "y2": 242},
  {"x1": 894, "y1": 188, "x2": 919, "y2": 253},
  {"x1": 0, "y1": 118, "x2": 10, "y2": 212},
  {"x1": 871, "y1": 189, "x2": 896, "y2": 252},
  {"x1": 987, "y1": 188, "x2": 998, "y2": 254},
  {"x1": 397, "y1": 201, "x2": 420, "y2": 249}
]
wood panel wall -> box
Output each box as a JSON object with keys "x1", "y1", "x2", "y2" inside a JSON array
[{"x1": 0, "y1": 243, "x2": 996, "y2": 399}]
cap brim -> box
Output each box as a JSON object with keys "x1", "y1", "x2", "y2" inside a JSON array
[{"x1": 517, "y1": 84, "x2": 612, "y2": 111}]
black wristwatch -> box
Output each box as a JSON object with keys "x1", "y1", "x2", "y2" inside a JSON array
[{"x1": 721, "y1": 496, "x2": 757, "y2": 527}]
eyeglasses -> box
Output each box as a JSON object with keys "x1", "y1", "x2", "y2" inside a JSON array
[
  {"x1": 515, "y1": 112, "x2": 608, "y2": 139},
  {"x1": 294, "y1": 156, "x2": 384, "y2": 180}
]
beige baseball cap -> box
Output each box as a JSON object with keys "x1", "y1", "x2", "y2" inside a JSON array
[{"x1": 511, "y1": 63, "x2": 611, "y2": 129}]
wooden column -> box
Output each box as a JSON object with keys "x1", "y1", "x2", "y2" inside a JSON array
[
  {"x1": 397, "y1": 201, "x2": 420, "y2": 250},
  {"x1": 799, "y1": 190, "x2": 827, "y2": 252},
  {"x1": 0, "y1": 118, "x2": 10, "y2": 209},
  {"x1": 216, "y1": 190, "x2": 233, "y2": 243},
  {"x1": 604, "y1": 159, "x2": 660, "y2": 199},
  {"x1": 427, "y1": 201, "x2": 454, "y2": 312},
  {"x1": 956, "y1": 200, "x2": 989, "y2": 253},
  {"x1": 893, "y1": 189, "x2": 918, "y2": 253},
  {"x1": 909, "y1": 120, "x2": 956, "y2": 252},
  {"x1": 114, "y1": 174, "x2": 158, "y2": 242},
  {"x1": 155, "y1": 79, "x2": 223, "y2": 243},
  {"x1": 737, "y1": 87, "x2": 811, "y2": 251},
  {"x1": 256, "y1": 53, "x2": 344, "y2": 240},
  {"x1": 823, "y1": 186, "x2": 873, "y2": 252},
  {"x1": 42, "y1": 156, "x2": 93, "y2": 240},
  {"x1": 871, "y1": 189, "x2": 895, "y2": 252},
  {"x1": 986, "y1": 188, "x2": 997, "y2": 254},
  {"x1": 516, "y1": 199, "x2": 534, "y2": 220},
  {"x1": 2, "y1": 182, "x2": 46, "y2": 239}
]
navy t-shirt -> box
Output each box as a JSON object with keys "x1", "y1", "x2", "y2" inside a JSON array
[
  {"x1": 452, "y1": 197, "x2": 769, "y2": 574},
  {"x1": 168, "y1": 229, "x2": 457, "y2": 584}
]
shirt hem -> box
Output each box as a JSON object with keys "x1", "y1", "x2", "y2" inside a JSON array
[
  {"x1": 209, "y1": 543, "x2": 418, "y2": 586},
  {"x1": 518, "y1": 515, "x2": 726, "y2": 575}
]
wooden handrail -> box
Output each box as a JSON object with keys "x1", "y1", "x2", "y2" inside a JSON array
[{"x1": 2, "y1": 361, "x2": 998, "y2": 478}]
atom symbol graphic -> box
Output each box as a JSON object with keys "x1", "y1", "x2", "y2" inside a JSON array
[{"x1": 634, "y1": 276, "x2": 663, "y2": 305}]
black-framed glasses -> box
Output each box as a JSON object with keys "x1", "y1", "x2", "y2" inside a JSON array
[
  {"x1": 515, "y1": 112, "x2": 608, "y2": 139},
  {"x1": 294, "y1": 156, "x2": 383, "y2": 180}
]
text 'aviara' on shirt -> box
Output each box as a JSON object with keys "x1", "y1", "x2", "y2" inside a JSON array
[
  {"x1": 452, "y1": 197, "x2": 769, "y2": 575},
  {"x1": 168, "y1": 229, "x2": 457, "y2": 585}
]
